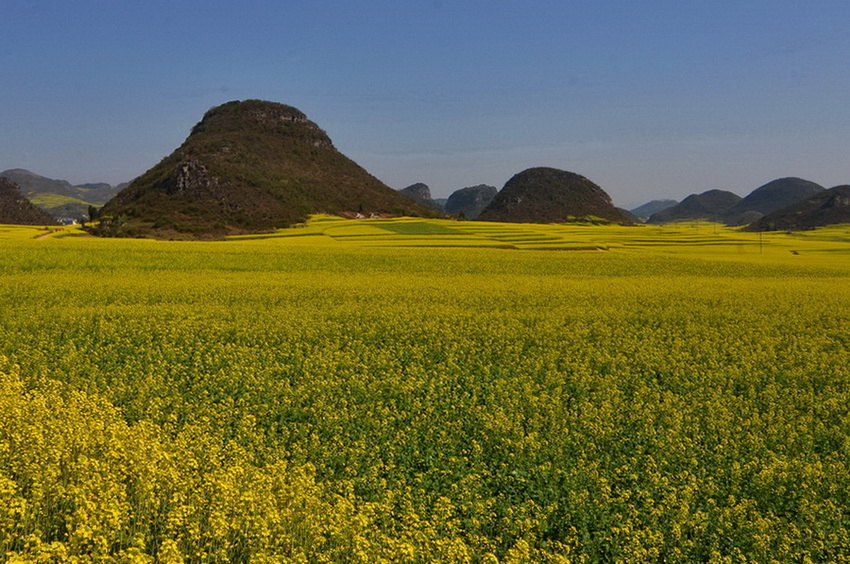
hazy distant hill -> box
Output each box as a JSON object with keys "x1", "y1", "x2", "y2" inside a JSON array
[
  {"x1": 744, "y1": 185, "x2": 850, "y2": 231},
  {"x1": 398, "y1": 183, "x2": 444, "y2": 211},
  {"x1": 95, "y1": 100, "x2": 438, "y2": 239},
  {"x1": 0, "y1": 168, "x2": 123, "y2": 219},
  {"x1": 0, "y1": 177, "x2": 58, "y2": 225},
  {"x1": 630, "y1": 199, "x2": 678, "y2": 221},
  {"x1": 78, "y1": 182, "x2": 130, "y2": 204},
  {"x1": 444, "y1": 184, "x2": 497, "y2": 219},
  {"x1": 647, "y1": 190, "x2": 741, "y2": 223},
  {"x1": 723, "y1": 177, "x2": 824, "y2": 226},
  {"x1": 477, "y1": 167, "x2": 632, "y2": 224}
]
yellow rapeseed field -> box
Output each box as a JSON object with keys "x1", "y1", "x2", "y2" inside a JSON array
[{"x1": 0, "y1": 218, "x2": 848, "y2": 562}]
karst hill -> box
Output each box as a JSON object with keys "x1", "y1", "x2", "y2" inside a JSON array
[
  {"x1": 476, "y1": 167, "x2": 632, "y2": 224},
  {"x1": 444, "y1": 184, "x2": 497, "y2": 219},
  {"x1": 398, "y1": 183, "x2": 444, "y2": 211},
  {"x1": 723, "y1": 177, "x2": 824, "y2": 226},
  {"x1": 647, "y1": 189, "x2": 742, "y2": 224},
  {"x1": 645, "y1": 178, "x2": 827, "y2": 226},
  {"x1": 94, "y1": 100, "x2": 438, "y2": 238},
  {"x1": 745, "y1": 185, "x2": 850, "y2": 231}
]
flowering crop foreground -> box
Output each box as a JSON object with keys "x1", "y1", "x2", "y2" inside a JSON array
[{"x1": 0, "y1": 219, "x2": 848, "y2": 563}]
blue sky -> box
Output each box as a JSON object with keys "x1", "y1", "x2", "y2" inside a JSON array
[{"x1": 2, "y1": 0, "x2": 849, "y2": 207}]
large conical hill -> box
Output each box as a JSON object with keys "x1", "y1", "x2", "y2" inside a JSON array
[
  {"x1": 476, "y1": 167, "x2": 631, "y2": 224},
  {"x1": 95, "y1": 100, "x2": 438, "y2": 238}
]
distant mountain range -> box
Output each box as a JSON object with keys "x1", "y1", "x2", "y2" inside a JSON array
[
  {"x1": 0, "y1": 168, "x2": 125, "y2": 220},
  {"x1": 5, "y1": 100, "x2": 848, "y2": 235},
  {"x1": 643, "y1": 178, "x2": 829, "y2": 227}
]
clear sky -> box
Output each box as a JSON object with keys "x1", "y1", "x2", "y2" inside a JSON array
[{"x1": 3, "y1": 0, "x2": 849, "y2": 207}]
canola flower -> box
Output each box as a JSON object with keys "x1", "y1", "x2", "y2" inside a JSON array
[{"x1": 0, "y1": 220, "x2": 848, "y2": 562}]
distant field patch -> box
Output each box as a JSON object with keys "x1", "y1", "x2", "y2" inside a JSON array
[
  {"x1": 324, "y1": 224, "x2": 401, "y2": 239},
  {"x1": 374, "y1": 220, "x2": 467, "y2": 236},
  {"x1": 28, "y1": 193, "x2": 92, "y2": 207}
]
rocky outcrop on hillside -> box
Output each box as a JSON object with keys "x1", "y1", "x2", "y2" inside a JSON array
[{"x1": 444, "y1": 184, "x2": 497, "y2": 219}]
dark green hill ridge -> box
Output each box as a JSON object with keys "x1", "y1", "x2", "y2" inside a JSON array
[
  {"x1": 0, "y1": 177, "x2": 59, "y2": 225},
  {"x1": 723, "y1": 177, "x2": 824, "y2": 226},
  {"x1": 744, "y1": 185, "x2": 850, "y2": 231},
  {"x1": 476, "y1": 167, "x2": 631, "y2": 224},
  {"x1": 647, "y1": 189, "x2": 741, "y2": 224},
  {"x1": 94, "y1": 100, "x2": 438, "y2": 239}
]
